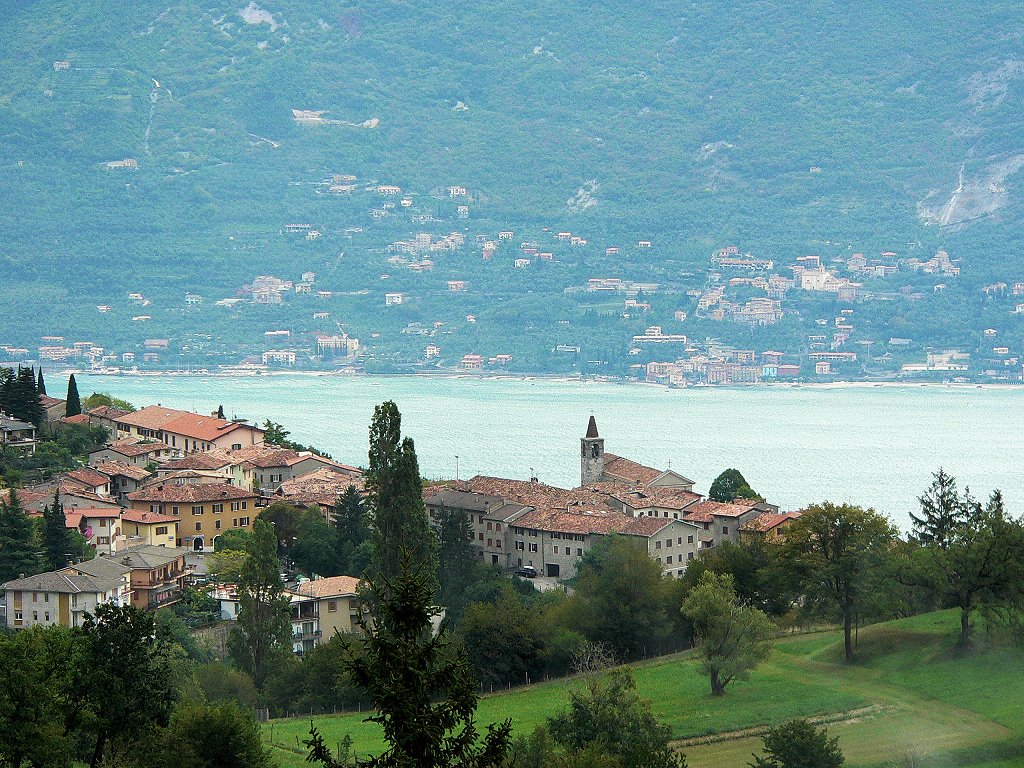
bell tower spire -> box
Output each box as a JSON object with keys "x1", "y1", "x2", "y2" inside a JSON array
[{"x1": 580, "y1": 415, "x2": 605, "y2": 486}]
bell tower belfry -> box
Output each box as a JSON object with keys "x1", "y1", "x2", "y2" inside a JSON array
[{"x1": 580, "y1": 415, "x2": 605, "y2": 486}]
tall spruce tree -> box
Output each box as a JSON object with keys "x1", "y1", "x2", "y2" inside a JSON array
[
  {"x1": 0, "y1": 367, "x2": 14, "y2": 414},
  {"x1": 227, "y1": 519, "x2": 293, "y2": 688},
  {"x1": 334, "y1": 484, "x2": 371, "y2": 574},
  {"x1": 36, "y1": 367, "x2": 46, "y2": 396},
  {"x1": 306, "y1": 555, "x2": 512, "y2": 768},
  {"x1": 366, "y1": 401, "x2": 437, "y2": 586},
  {"x1": 65, "y1": 374, "x2": 82, "y2": 417},
  {"x1": 911, "y1": 468, "x2": 967, "y2": 549},
  {"x1": 0, "y1": 490, "x2": 39, "y2": 581},
  {"x1": 41, "y1": 489, "x2": 76, "y2": 570}
]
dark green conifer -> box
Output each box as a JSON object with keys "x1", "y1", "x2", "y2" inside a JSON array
[{"x1": 66, "y1": 374, "x2": 82, "y2": 417}]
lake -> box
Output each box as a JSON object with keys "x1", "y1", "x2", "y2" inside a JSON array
[{"x1": 73, "y1": 374, "x2": 1024, "y2": 530}]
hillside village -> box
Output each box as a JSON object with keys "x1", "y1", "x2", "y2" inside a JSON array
[
  {"x1": 5, "y1": 172, "x2": 1024, "y2": 384},
  {"x1": 1, "y1": 390, "x2": 797, "y2": 657}
]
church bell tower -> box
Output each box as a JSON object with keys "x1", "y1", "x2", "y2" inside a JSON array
[{"x1": 580, "y1": 415, "x2": 605, "y2": 486}]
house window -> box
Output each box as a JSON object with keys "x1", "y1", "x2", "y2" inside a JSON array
[
  {"x1": 215, "y1": 520, "x2": 222, "y2": 530},
  {"x1": 487, "y1": 539, "x2": 493, "y2": 547},
  {"x1": 212, "y1": 503, "x2": 223, "y2": 513},
  {"x1": 231, "y1": 502, "x2": 240, "y2": 512},
  {"x1": 33, "y1": 611, "x2": 38, "y2": 621},
  {"x1": 496, "y1": 540, "x2": 501, "y2": 549},
  {"x1": 241, "y1": 501, "x2": 247, "y2": 509},
  {"x1": 328, "y1": 601, "x2": 337, "y2": 612},
  {"x1": 150, "y1": 504, "x2": 160, "y2": 513},
  {"x1": 722, "y1": 526, "x2": 729, "y2": 535},
  {"x1": 232, "y1": 519, "x2": 237, "y2": 527},
  {"x1": 478, "y1": 533, "x2": 484, "y2": 541},
  {"x1": 687, "y1": 552, "x2": 694, "y2": 561},
  {"x1": 232, "y1": 443, "x2": 242, "y2": 450},
  {"x1": 195, "y1": 522, "x2": 202, "y2": 531},
  {"x1": 496, "y1": 523, "x2": 502, "y2": 532},
  {"x1": 666, "y1": 556, "x2": 673, "y2": 564},
  {"x1": 665, "y1": 539, "x2": 672, "y2": 548},
  {"x1": 529, "y1": 542, "x2": 538, "y2": 553},
  {"x1": 655, "y1": 541, "x2": 661, "y2": 550},
  {"x1": 486, "y1": 522, "x2": 492, "y2": 531},
  {"x1": 577, "y1": 548, "x2": 583, "y2": 556},
  {"x1": 515, "y1": 541, "x2": 524, "y2": 551},
  {"x1": 44, "y1": 612, "x2": 50, "y2": 622},
  {"x1": 238, "y1": 517, "x2": 250, "y2": 527},
  {"x1": 155, "y1": 526, "x2": 167, "y2": 535},
  {"x1": 192, "y1": 506, "x2": 203, "y2": 516},
  {"x1": 172, "y1": 506, "x2": 179, "y2": 515},
  {"x1": 688, "y1": 535, "x2": 694, "y2": 544}
]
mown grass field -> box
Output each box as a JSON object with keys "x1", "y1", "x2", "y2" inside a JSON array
[{"x1": 263, "y1": 611, "x2": 1024, "y2": 767}]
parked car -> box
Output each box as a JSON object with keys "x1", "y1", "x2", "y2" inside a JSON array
[{"x1": 515, "y1": 565, "x2": 538, "y2": 578}]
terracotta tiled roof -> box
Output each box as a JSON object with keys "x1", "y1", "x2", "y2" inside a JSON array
[
  {"x1": 62, "y1": 468, "x2": 110, "y2": 489},
  {"x1": 465, "y1": 476, "x2": 615, "y2": 514},
  {"x1": 686, "y1": 500, "x2": 762, "y2": 519},
  {"x1": 10, "y1": 489, "x2": 49, "y2": 511},
  {"x1": 277, "y1": 467, "x2": 364, "y2": 507},
  {"x1": 601, "y1": 454, "x2": 663, "y2": 485},
  {"x1": 120, "y1": 508, "x2": 178, "y2": 524},
  {"x1": 62, "y1": 414, "x2": 91, "y2": 425},
  {"x1": 160, "y1": 450, "x2": 236, "y2": 470},
  {"x1": 161, "y1": 412, "x2": 261, "y2": 442},
  {"x1": 115, "y1": 405, "x2": 188, "y2": 431},
  {"x1": 39, "y1": 395, "x2": 65, "y2": 409},
  {"x1": 101, "y1": 439, "x2": 171, "y2": 458},
  {"x1": 91, "y1": 460, "x2": 152, "y2": 481},
  {"x1": 88, "y1": 405, "x2": 130, "y2": 420},
  {"x1": 293, "y1": 575, "x2": 362, "y2": 598},
  {"x1": 127, "y1": 482, "x2": 256, "y2": 503},
  {"x1": 606, "y1": 485, "x2": 702, "y2": 512}
]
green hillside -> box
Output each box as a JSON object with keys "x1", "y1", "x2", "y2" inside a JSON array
[
  {"x1": 262, "y1": 611, "x2": 1024, "y2": 768},
  {"x1": 3, "y1": 2, "x2": 1024, "y2": 369}
]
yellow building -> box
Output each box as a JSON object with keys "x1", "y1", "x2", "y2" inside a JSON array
[
  {"x1": 126, "y1": 481, "x2": 259, "y2": 552},
  {"x1": 292, "y1": 575, "x2": 363, "y2": 639},
  {"x1": 120, "y1": 509, "x2": 179, "y2": 547}
]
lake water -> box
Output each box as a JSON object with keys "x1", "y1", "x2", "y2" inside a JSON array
[{"x1": 73, "y1": 374, "x2": 1024, "y2": 530}]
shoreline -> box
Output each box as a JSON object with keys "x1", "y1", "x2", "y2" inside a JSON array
[{"x1": 67, "y1": 368, "x2": 1024, "y2": 391}]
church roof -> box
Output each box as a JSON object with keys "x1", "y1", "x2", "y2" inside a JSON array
[{"x1": 585, "y1": 415, "x2": 599, "y2": 439}]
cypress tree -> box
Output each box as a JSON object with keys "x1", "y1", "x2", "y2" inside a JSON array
[
  {"x1": 366, "y1": 401, "x2": 437, "y2": 587},
  {"x1": 0, "y1": 367, "x2": 13, "y2": 414},
  {"x1": 216, "y1": 404, "x2": 226, "y2": 420},
  {"x1": 41, "y1": 489, "x2": 75, "y2": 570},
  {"x1": 36, "y1": 367, "x2": 46, "y2": 396},
  {"x1": 66, "y1": 374, "x2": 82, "y2": 417},
  {"x1": 14, "y1": 367, "x2": 43, "y2": 427},
  {"x1": 0, "y1": 489, "x2": 39, "y2": 582}
]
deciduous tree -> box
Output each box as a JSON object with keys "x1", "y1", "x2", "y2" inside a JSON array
[
  {"x1": 777, "y1": 503, "x2": 896, "y2": 663},
  {"x1": 548, "y1": 667, "x2": 686, "y2": 768},
  {"x1": 709, "y1": 469, "x2": 760, "y2": 502},
  {"x1": 681, "y1": 571, "x2": 774, "y2": 696}
]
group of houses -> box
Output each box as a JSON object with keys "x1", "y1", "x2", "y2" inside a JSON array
[
  {"x1": 426, "y1": 416, "x2": 799, "y2": 580},
  {"x1": 1, "y1": 405, "x2": 799, "y2": 657}
]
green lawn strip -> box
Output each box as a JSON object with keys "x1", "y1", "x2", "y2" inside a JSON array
[{"x1": 262, "y1": 611, "x2": 1024, "y2": 768}]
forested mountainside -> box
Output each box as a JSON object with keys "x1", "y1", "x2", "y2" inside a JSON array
[{"x1": 2, "y1": 1, "x2": 1023, "y2": 373}]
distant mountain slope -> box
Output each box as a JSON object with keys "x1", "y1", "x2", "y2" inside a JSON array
[{"x1": 1, "y1": 1, "x2": 1022, "y2": 356}]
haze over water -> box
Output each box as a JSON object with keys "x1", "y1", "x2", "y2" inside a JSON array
[{"x1": 77, "y1": 374, "x2": 1024, "y2": 530}]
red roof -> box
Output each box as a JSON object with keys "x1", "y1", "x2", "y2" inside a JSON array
[
  {"x1": 160, "y1": 412, "x2": 261, "y2": 442},
  {"x1": 686, "y1": 500, "x2": 762, "y2": 519},
  {"x1": 63, "y1": 468, "x2": 110, "y2": 488},
  {"x1": 103, "y1": 439, "x2": 170, "y2": 458},
  {"x1": 121, "y1": 508, "x2": 178, "y2": 524},
  {"x1": 601, "y1": 454, "x2": 663, "y2": 485},
  {"x1": 741, "y1": 511, "x2": 802, "y2": 532},
  {"x1": 62, "y1": 414, "x2": 91, "y2": 425},
  {"x1": 127, "y1": 483, "x2": 256, "y2": 503}
]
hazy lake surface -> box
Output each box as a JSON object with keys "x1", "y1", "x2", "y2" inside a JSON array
[{"x1": 77, "y1": 374, "x2": 1024, "y2": 530}]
